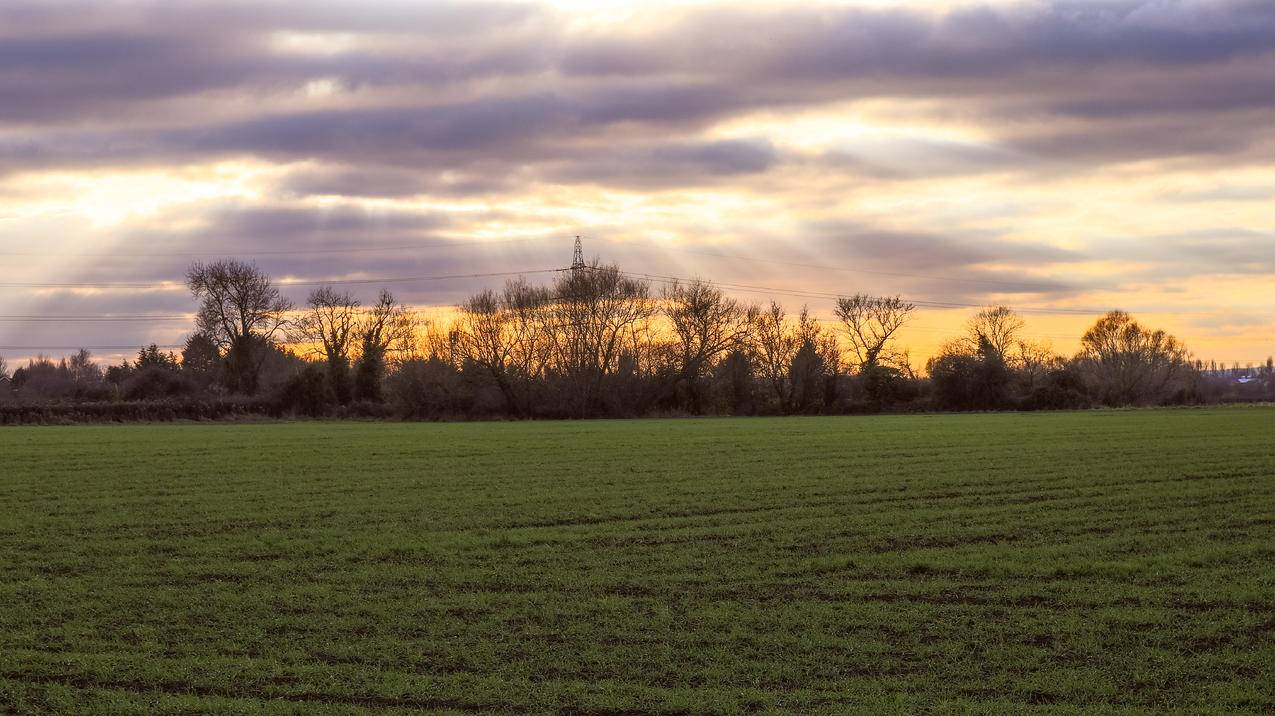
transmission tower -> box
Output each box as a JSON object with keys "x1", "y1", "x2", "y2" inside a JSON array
[{"x1": 571, "y1": 235, "x2": 586, "y2": 271}]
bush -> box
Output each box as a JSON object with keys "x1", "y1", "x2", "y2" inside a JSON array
[
  {"x1": 0, "y1": 398, "x2": 272, "y2": 425},
  {"x1": 928, "y1": 337, "x2": 1011, "y2": 412},
  {"x1": 1020, "y1": 368, "x2": 1092, "y2": 411},
  {"x1": 353, "y1": 342, "x2": 386, "y2": 403},
  {"x1": 273, "y1": 365, "x2": 333, "y2": 417},
  {"x1": 387, "y1": 358, "x2": 469, "y2": 419},
  {"x1": 859, "y1": 365, "x2": 918, "y2": 411},
  {"x1": 123, "y1": 367, "x2": 199, "y2": 401},
  {"x1": 333, "y1": 400, "x2": 396, "y2": 420}
]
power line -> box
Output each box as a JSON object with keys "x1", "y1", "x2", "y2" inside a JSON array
[
  {"x1": 0, "y1": 268, "x2": 560, "y2": 290},
  {"x1": 0, "y1": 345, "x2": 184, "y2": 351},
  {"x1": 0, "y1": 281, "x2": 188, "y2": 289},
  {"x1": 0, "y1": 315, "x2": 191, "y2": 322},
  {"x1": 616, "y1": 269, "x2": 1108, "y2": 316},
  {"x1": 822, "y1": 319, "x2": 1081, "y2": 342},
  {"x1": 281, "y1": 266, "x2": 561, "y2": 285},
  {"x1": 597, "y1": 236, "x2": 1083, "y2": 292},
  {"x1": 0, "y1": 268, "x2": 1104, "y2": 331},
  {"x1": 0, "y1": 242, "x2": 1220, "y2": 346},
  {"x1": 0, "y1": 235, "x2": 555, "y2": 258},
  {"x1": 0, "y1": 234, "x2": 1172, "y2": 317}
]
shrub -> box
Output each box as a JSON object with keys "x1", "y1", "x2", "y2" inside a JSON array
[
  {"x1": 123, "y1": 367, "x2": 199, "y2": 401},
  {"x1": 387, "y1": 358, "x2": 468, "y2": 419},
  {"x1": 1020, "y1": 367, "x2": 1092, "y2": 411},
  {"x1": 0, "y1": 398, "x2": 272, "y2": 425},
  {"x1": 273, "y1": 365, "x2": 333, "y2": 417}
]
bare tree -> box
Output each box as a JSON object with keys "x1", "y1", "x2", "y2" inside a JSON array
[
  {"x1": 548, "y1": 262, "x2": 657, "y2": 415},
  {"x1": 795, "y1": 307, "x2": 840, "y2": 376},
  {"x1": 421, "y1": 319, "x2": 463, "y2": 368},
  {"x1": 456, "y1": 289, "x2": 508, "y2": 384},
  {"x1": 834, "y1": 293, "x2": 916, "y2": 371},
  {"x1": 0, "y1": 355, "x2": 8, "y2": 381},
  {"x1": 1012, "y1": 339, "x2": 1062, "y2": 393},
  {"x1": 964, "y1": 305, "x2": 1025, "y2": 361},
  {"x1": 67, "y1": 348, "x2": 102, "y2": 384},
  {"x1": 293, "y1": 287, "x2": 360, "y2": 364},
  {"x1": 1077, "y1": 310, "x2": 1190, "y2": 405},
  {"x1": 750, "y1": 301, "x2": 800, "y2": 411},
  {"x1": 359, "y1": 289, "x2": 417, "y2": 358},
  {"x1": 187, "y1": 259, "x2": 293, "y2": 395},
  {"x1": 291, "y1": 286, "x2": 360, "y2": 403},
  {"x1": 502, "y1": 278, "x2": 555, "y2": 381},
  {"x1": 663, "y1": 279, "x2": 757, "y2": 412},
  {"x1": 751, "y1": 306, "x2": 840, "y2": 413},
  {"x1": 353, "y1": 289, "x2": 417, "y2": 401},
  {"x1": 456, "y1": 278, "x2": 554, "y2": 416}
]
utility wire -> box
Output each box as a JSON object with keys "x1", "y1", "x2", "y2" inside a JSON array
[
  {"x1": 615, "y1": 269, "x2": 1107, "y2": 316},
  {"x1": 0, "y1": 235, "x2": 555, "y2": 258},
  {"x1": 597, "y1": 236, "x2": 1082, "y2": 292},
  {"x1": 0, "y1": 345, "x2": 184, "y2": 351},
  {"x1": 0, "y1": 235, "x2": 1163, "y2": 317},
  {"x1": 0, "y1": 253, "x2": 1203, "y2": 346},
  {"x1": 281, "y1": 266, "x2": 561, "y2": 285},
  {"x1": 0, "y1": 268, "x2": 560, "y2": 290},
  {"x1": 0, "y1": 315, "x2": 192, "y2": 322}
]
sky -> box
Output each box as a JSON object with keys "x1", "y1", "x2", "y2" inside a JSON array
[{"x1": 1, "y1": 0, "x2": 1273, "y2": 368}]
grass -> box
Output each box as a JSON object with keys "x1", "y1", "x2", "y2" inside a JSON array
[{"x1": 1, "y1": 408, "x2": 1273, "y2": 714}]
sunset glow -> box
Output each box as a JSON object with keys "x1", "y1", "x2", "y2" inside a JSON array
[{"x1": 2, "y1": 0, "x2": 1273, "y2": 367}]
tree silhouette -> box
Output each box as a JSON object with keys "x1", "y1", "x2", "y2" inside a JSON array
[{"x1": 186, "y1": 260, "x2": 292, "y2": 395}]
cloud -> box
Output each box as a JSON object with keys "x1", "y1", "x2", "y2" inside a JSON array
[
  {"x1": 3, "y1": 0, "x2": 1274, "y2": 177},
  {"x1": 1101, "y1": 228, "x2": 1275, "y2": 281},
  {"x1": 546, "y1": 138, "x2": 778, "y2": 188},
  {"x1": 815, "y1": 137, "x2": 1036, "y2": 179},
  {"x1": 808, "y1": 220, "x2": 1079, "y2": 270},
  {"x1": 278, "y1": 166, "x2": 430, "y2": 198},
  {"x1": 1162, "y1": 183, "x2": 1275, "y2": 203},
  {"x1": 3, "y1": 1, "x2": 1275, "y2": 362}
]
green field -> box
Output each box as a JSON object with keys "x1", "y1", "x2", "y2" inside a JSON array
[{"x1": 1, "y1": 409, "x2": 1273, "y2": 714}]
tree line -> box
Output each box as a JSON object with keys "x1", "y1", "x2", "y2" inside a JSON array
[{"x1": 2, "y1": 258, "x2": 1272, "y2": 421}]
